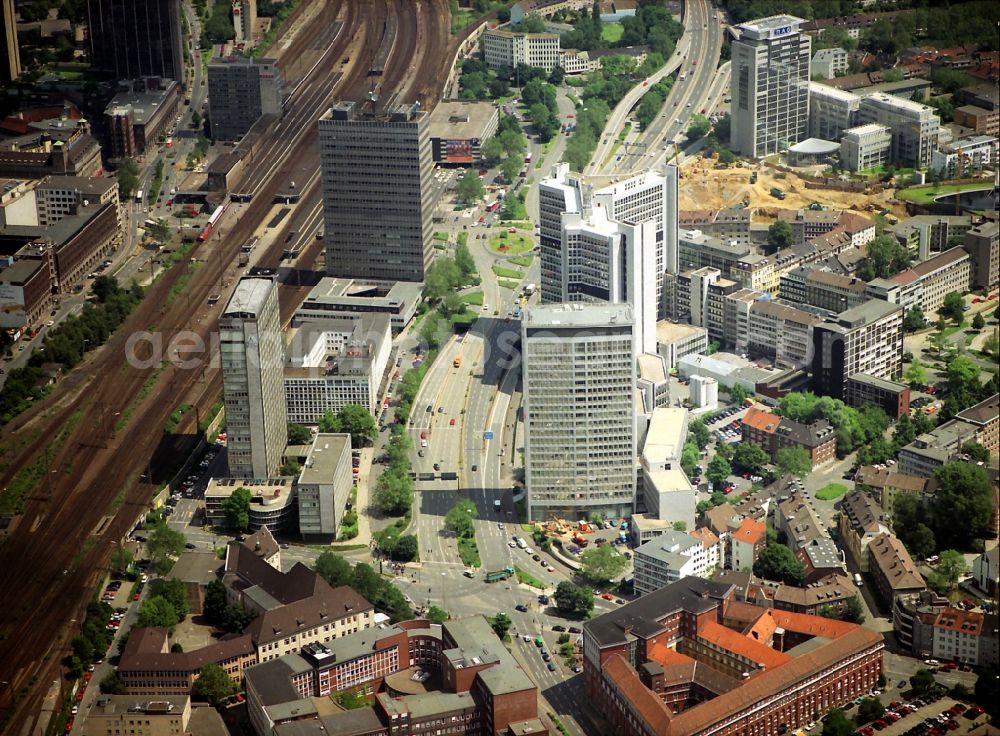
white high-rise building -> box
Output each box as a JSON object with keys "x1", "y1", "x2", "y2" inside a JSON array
[
  {"x1": 856, "y1": 92, "x2": 940, "y2": 168},
  {"x1": 522, "y1": 303, "x2": 636, "y2": 520},
  {"x1": 538, "y1": 163, "x2": 678, "y2": 349},
  {"x1": 730, "y1": 15, "x2": 811, "y2": 158},
  {"x1": 220, "y1": 277, "x2": 288, "y2": 479}
]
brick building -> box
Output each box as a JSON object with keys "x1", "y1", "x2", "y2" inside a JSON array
[
  {"x1": 867, "y1": 533, "x2": 926, "y2": 606},
  {"x1": 583, "y1": 578, "x2": 884, "y2": 736},
  {"x1": 741, "y1": 407, "x2": 837, "y2": 465}
]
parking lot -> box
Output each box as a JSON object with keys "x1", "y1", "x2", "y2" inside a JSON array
[{"x1": 849, "y1": 694, "x2": 986, "y2": 736}]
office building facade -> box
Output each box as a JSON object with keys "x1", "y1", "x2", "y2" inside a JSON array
[
  {"x1": 220, "y1": 278, "x2": 288, "y2": 479},
  {"x1": 319, "y1": 101, "x2": 433, "y2": 282},
  {"x1": 840, "y1": 123, "x2": 892, "y2": 172},
  {"x1": 964, "y1": 221, "x2": 999, "y2": 291},
  {"x1": 523, "y1": 303, "x2": 636, "y2": 520},
  {"x1": 208, "y1": 56, "x2": 282, "y2": 141},
  {"x1": 856, "y1": 92, "x2": 939, "y2": 168},
  {"x1": 730, "y1": 15, "x2": 811, "y2": 157},
  {"x1": 86, "y1": 0, "x2": 184, "y2": 81},
  {"x1": 808, "y1": 82, "x2": 860, "y2": 141},
  {"x1": 482, "y1": 29, "x2": 560, "y2": 72},
  {"x1": 811, "y1": 300, "x2": 904, "y2": 402}
]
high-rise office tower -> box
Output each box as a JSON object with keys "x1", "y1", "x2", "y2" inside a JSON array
[
  {"x1": 730, "y1": 15, "x2": 811, "y2": 158},
  {"x1": 522, "y1": 303, "x2": 636, "y2": 520},
  {"x1": 811, "y1": 300, "x2": 903, "y2": 401},
  {"x1": 221, "y1": 277, "x2": 288, "y2": 479},
  {"x1": 319, "y1": 100, "x2": 433, "y2": 283},
  {"x1": 208, "y1": 56, "x2": 282, "y2": 141},
  {"x1": 87, "y1": 0, "x2": 184, "y2": 82},
  {"x1": 1, "y1": 0, "x2": 20, "y2": 84},
  {"x1": 538, "y1": 163, "x2": 678, "y2": 339}
]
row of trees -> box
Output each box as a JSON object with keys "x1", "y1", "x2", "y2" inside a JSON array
[
  {"x1": 372, "y1": 427, "x2": 414, "y2": 517},
  {"x1": 136, "y1": 578, "x2": 190, "y2": 631},
  {"x1": 856, "y1": 235, "x2": 912, "y2": 281},
  {"x1": 67, "y1": 600, "x2": 115, "y2": 679},
  {"x1": 318, "y1": 405, "x2": 378, "y2": 447},
  {"x1": 314, "y1": 551, "x2": 413, "y2": 622},
  {"x1": 2, "y1": 277, "x2": 145, "y2": 425},
  {"x1": 481, "y1": 114, "x2": 529, "y2": 184},
  {"x1": 636, "y1": 74, "x2": 674, "y2": 131}
]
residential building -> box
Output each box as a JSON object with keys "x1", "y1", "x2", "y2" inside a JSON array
[
  {"x1": 965, "y1": 221, "x2": 999, "y2": 291},
  {"x1": 887, "y1": 247, "x2": 971, "y2": 313},
  {"x1": 780, "y1": 267, "x2": 867, "y2": 312},
  {"x1": 972, "y1": 548, "x2": 998, "y2": 597},
  {"x1": 897, "y1": 419, "x2": 980, "y2": 478},
  {"x1": 655, "y1": 321, "x2": 708, "y2": 371},
  {"x1": 204, "y1": 478, "x2": 298, "y2": 534},
  {"x1": 676, "y1": 230, "x2": 752, "y2": 280},
  {"x1": 895, "y1": 593, "x2": 999, "y2": 666},
  {"x1": 856, "y1": 92, "x2": 940, "y2": 168},
  {"x1": 932, "y1": 135, "x2": 998, "y2": 177},
  {"x1": 811, "y1": 300, "x2": 904, "y2": 402},
  {"x1": 207, "y1": 56, "x2": 283, "y2": 141},
  {"x1": 634, "y1": 530, "x2": 716, "y2": 596},
  {"x1": 747, "y1": 300, "x2": 819, "y2": 368},
  {"x1": 583, "y1": 577, "x2": 884, "y2": 736},
  {"x1": 117, "y1": 627, "x2": 257, "y2": 695},
  {"x1": 296, "y1": 433, "x2": 352, "y2": 542},
  {"x1": 222, "y1": 541, "x2": 376, "y2": 661},
  {"x1": 730, "y1": 15, "x2": 811, "y2": 158},
  {"x1": 523, "y1": 303, "x2": 636, "y2": 520},
  {"x1": 319, "y1": 101, "x2": 433, "y2": 282},
  {"x1": 86, "y1": 0, "x2": 184, "y2": 81},
  {"x1": 839, "y1": 490, "x2": 891, "y2": 572},
  {"x1": 283, "y1": 313, "x2": 391, "y2": 422},
  {"x1": 957, "y1": 394, "x2": 1000, "y2": 454},
  {"x1": 730, "y1": 517, "x2": 766, "y2": 572},
  {"x1": 844, "y1": 373, "x2": 910, "y2": 419},
  {"x1": 295, "y1": 277, "x2": 421, "y2": 334},
  {"x1": 668, "y1": 266, "x2": 741, "y2": 344},
  {"x1": 748, "y1": 574, "x2": 856, "y2": 616},
  {"x1": 83, "y1": 695, "x2": 199, "y2": 736},
  {"x1": 679, "y1": 208, "x2": 753, "y2": 244},
  {"x1": 426, "y1": 100, "x2": 499, "y2": 165},
  {"x1": 248, "y1": 616, "x2": 541, "y2": 736},
  {"x1": 867, "y1": 532, "x2": 925, "y2": 606},
  {"x1": 104, "y1": 78, "x2": 182, "y2": 158},
  {"x1": 953, "y1": 104, "x2": 998, "y2": 137},
  {"x1": 811, "y1": 48, "x2": 848, "y2": 79},
  {"x1": 854, "y1": 466, "x2": 932, "y2": 516},
  {"x1": 886, "y1": 214, "x2": 980, "y2": 260},
  {"x1": 840, "y1": 123, "x2": 892, "y2": 172},
  {"x1": 220, "y1": 277, "x2": 288, "y2": 479},
  {"x1": 775, "y1": 491, "x2": 827, "y2": 555},
  {"x1": 539, "y1": 163, "x2": 679, "y2": 322},
  {"x1": 741, "y1": 407, "x2": 837, "y2": 465},
  {"x1": 808, "y1": 82, "x2": 860, "y2": 141},
  {"x1": 1, "y1": 0, "x2": 19, "y2": 83},
  {"x1": 482, "y1": 29, "x2": 560, "y2": 71}
]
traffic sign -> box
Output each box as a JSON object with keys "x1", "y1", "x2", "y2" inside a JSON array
[{"x1": 484, "y1": 431, "x2": 494, "y2": 440}]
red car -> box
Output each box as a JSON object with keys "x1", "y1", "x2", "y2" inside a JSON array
[
  {"x1": 600, "y1": 593, "x2": 614, "y2": 601},
  {"x1": 75, "y1": 689, "x2": 85, "y2": 702},
  {"x1": 65, "y1": 720, "x2": 73, "y2": 733},
  {"x1": 449, "y1": 418, "x2": 456, "y2": 426}
]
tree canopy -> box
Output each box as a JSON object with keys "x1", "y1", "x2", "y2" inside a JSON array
[
  {"x1": 821, "y1": 708, "x2": 856, "y2": 736},
  {"x1": 776, "y1": 447, "x2": 812, "y2": 479},
  {"x1": 456, "y1": 169, "x2": 486, "y2": 204},
  {"x1": 554, "y1": 580, "x2": 594, "y2": 618},
  {"x1": 287, "y1": 423, "x2": 313, "y2": 445},
  {"x1": 732, "y1": 443, "x2": 770, "y2": 474},
  {"x1": 318, "y1": 404, "x2": 377, "y2": 446},
  {"x1": 221, "y1": 486, "x2": 252, "y2": 532},
  {"x1": 857, "y1": 234, "x2": 911, "y2": 280},
  {"x1": 767, "y1": 219, "x2": 793, "y2": 249},
  {"x1": 192, "y1": 663, "x2": 238, "y2": 706},
  {"x1": 579, "y1": 544, "x2": 628, "y2": 585},
  {"x1": 931, "y1": 462, "x2": 993, "y2": 548},
  {"x1": 445, "y1": 498, "x2": 477, "y2": 539},
  {"x1": 753, "y1": 544, "x2": 805, "y2": 584}
]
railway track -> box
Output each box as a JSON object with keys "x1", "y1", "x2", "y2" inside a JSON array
[{"x1": 0, "y1": 1, "x2": 455, "y2": 730}]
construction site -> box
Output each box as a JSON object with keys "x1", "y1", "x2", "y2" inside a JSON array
[{"x1": 677, "y1": 157, "x2": 910, "y2": 220}]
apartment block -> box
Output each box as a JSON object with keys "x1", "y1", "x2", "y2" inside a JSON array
[
  {"x1": 208, "y1": 56, "x2": 282, "y2": 141},
  {"x1": 932, "y1": 135, "x2": 998, "y2": 178},
  {"x1": 677, "y1": 229, "x2": 752, "y2": 279},
  {"x1": 838, "y1": 490, "x2": 891, "y2": 572},
  {"x1": 747, "y1": 574, "x2": 856, "y2": 617},
  {"x1": 856, "y1": 92, "x2": 940, "y2": 168},
  {"x1": 668, "y1": 266, "x2": 739, "y2": 344},
  {"x1": 583, "y1": 578, "x2": 884, "y2": 736},
  {"x1": 854, "y1": 466, "x2": 931, "y2": 517},
  {"x1": 840, "y1": 123, "x2": 892, "y2": 172},
  {"x1": 730, "y1": 516, "x2": 767, "y2": 572},
  {"x1": 679, "y1": 208, "x2": 752, "y2": 244},
  {"x1": 892, "y1": 247, "x2": 972, "y2": 313},
  {"x1": 964, "y1": 221, "x2": 999, "y2": 291},
  {"x1": 780, "y1": 267, "x2": 868, "y2": 312},
  {"x1": 897, "y1": 419, "x2": 980, "y2": 478},
  {"x1": 482, "y1": 29, "x2": 561, "y2": 71},
  {"x1": 87, "y1": 0, "x2": 184, "y2": 81},
  {"x1": 730, "y1": 15, "x2": 811, "y2": 158},
  {"x1": 956, "y1": 394, "x2": 1000, "y2": 455},
  {"x1": 811, "y1": 48, "x2": 848, "y2": 79},
  {"x1": 220, "y1": 277, "x2": 288, "y2": 479},
  {"x1": 811, "y1": 300, "x2": 903, "y2": 402},
  {"x1": 634, "y1": 530, "x2": 717, "y2": 596},
  {"x1": 742, "y1": 407, "x2": 838, "y2": 466},
  {"x1": 283, "y1": 313, "x2": 391, "y2": 422},
  {"x1": 523, "y1": 303, "x2": 636, "y2": 520},
  {"x1": 746, "y1": 300, "x2": 818, "y2": 368},
  {"x1": 867, "y1": 533, "x2": 926, "y2": 606},
  {"x1": 319, "y1": 101, "x2": 433, "y2": 282},
  {"x1": 808, "y1": 82, "x2": 860, "y2": 141}
]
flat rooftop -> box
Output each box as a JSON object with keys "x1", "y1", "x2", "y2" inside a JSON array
[
  {"x1": 299, "y1": 434, "x2": 350, "y2": 484},
  {"x1": 523, "y1": 301, "x2": 634, "y2": 329},
  {"x1": 427, "y1": 100, "x2": 497, "y2": 140},
  {"x1": 656, "y1": 320, "x2": 707, "y2": 343},
  {"x1": 224, "y1": 277, "x2": 273, "y2": 317},
  {"x1": 643, "y1": 408, "x2": 687, "y2": 463}
]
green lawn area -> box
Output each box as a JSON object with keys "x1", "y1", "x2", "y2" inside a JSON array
[
  {"x1": 515, "y1": 566, "x2": 546, "y2": 589},
  {"x1": 499, "y1": 279, "x2": 520, "y2": 290},
  {"x1": 815, "y1": 483, "x2": 848, "y2": 501},
  {"x1": 897, "y1": 181, "x2": 993, "y2": 205},
  {"x1": 461, "y1": 291, "x2": 484, "y2": 305},
  {"x1": 451, "y1": 9, "x2": 475, "y2": 33},
  {"x1": 492, "y1": 265, "x2": 524, "y2": 280},
  {"x1": 457, "y1": 535, "x2": 481, "y2": 567},
  {"x1": 433, "y1": 231, "x2": 450, "y2": 241},
  {"x1": 488, "y1": 232, "x2": 535, "y2": 255},
  {"x1": 499, "y1": 220, "x2": 534, "y2": 230},
  {"x1": 601, "y1": 22, "x2": 624, "y2": 43},
  {"x1": 508, "y1": 255, "x2": 533, "y2": 268}
]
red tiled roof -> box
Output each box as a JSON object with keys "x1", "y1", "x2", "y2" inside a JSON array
[
  {"x1": 603, "y1": 654, "x2": 673, "y2": 734},
  {"x1": 743, "y1": 407, "x2": 779, "y2": 435},
  {"x1": 733, "y1": 517, "x2": 766, "y2": 547},
  {"x1": 698, "y1": 620, "x2": 791, "y2": 671},
  {"x1": 933, "y1": 607, "x2": 985, "y2": 635}
]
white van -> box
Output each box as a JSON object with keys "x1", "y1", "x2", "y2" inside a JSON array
[
  {"x1": 516, "y1": 537, "x2": 528, "y2": 549},
  {"x1": 420, "y1": 439, "x2": 428, "y2": 448}
]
